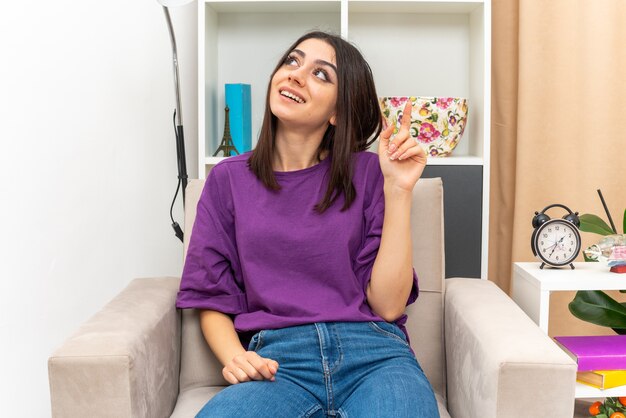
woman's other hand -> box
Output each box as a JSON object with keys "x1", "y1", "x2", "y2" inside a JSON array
[
  {"x1": 378, "y1": 100, "x2": 427, "y2": 192},
  {"x1": 222, "y1": 351, "x2": 280, "y2": 385}
]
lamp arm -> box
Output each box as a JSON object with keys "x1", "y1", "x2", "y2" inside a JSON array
[
  {"x1": 162, "y1": 5, "x2": 188, "y2": 221},
  {"x1": 163, "y1": 6, "x2": 183, "y2": 127}
]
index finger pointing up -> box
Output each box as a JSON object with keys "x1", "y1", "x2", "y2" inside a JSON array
[{"x1": 401, "y1": 100, "x2": 413, "y2": 130}]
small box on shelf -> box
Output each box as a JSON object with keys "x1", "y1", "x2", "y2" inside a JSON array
[{"x1": 225, "y1": 84, "x2": 252, "y2": 154}]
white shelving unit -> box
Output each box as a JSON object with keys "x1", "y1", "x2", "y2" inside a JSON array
[
  {"x1": 197, "y1": 0, "x2": 491, "y2": 278},
  {"x1": 512, "y1": 262, "x2": 626, "y2": 398},
  {"x1": 511, "y1": 262, "x2": 626, "y2": 333}
]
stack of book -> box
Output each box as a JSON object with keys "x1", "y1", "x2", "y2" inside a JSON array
[{"x1": 555, "y1": 335, "x2": 626, "y2": 390}]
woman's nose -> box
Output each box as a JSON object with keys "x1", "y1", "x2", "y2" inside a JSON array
[{"x1": 288, "y1": 68, "x2": 305, "y2": 86}]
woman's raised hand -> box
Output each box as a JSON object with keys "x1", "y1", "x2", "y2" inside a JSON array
[
  {"x1": 222, "y1": 351, "x2": 279, "y2": 385},
  {"x1": 378, "y1": 100, "x2": 427, "y2": 192}
]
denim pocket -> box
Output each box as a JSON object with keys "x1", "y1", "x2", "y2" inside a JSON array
[
  {"x1": 247, "y1": 330, "x2": 266, "y2": 352},
  {"x1": 368, "y1": 321, "x2": 410, "y2": 347}
]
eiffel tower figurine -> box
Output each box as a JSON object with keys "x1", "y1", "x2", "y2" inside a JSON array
[{"x1": 213, "y1": 106, "x2": 240, "y2": 157}]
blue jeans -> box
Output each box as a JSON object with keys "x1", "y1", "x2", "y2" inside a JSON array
[{"x1": 196, "y1": 321, "x2": 440, "y2": 418}]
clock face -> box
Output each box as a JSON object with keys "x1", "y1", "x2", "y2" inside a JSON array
[{"x1": 533, "y1": 219, "x2": 581, "y2": 266}]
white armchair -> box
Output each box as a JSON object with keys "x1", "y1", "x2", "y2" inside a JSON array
[{"x1": 49, "y1": 178, "x2": 577, "y2": 417}]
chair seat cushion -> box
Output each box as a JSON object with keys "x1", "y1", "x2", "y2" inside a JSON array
[
  {"x1": 170, "y1": 386, "x2": 224, "y2": 418},
  {"x1": 435, "y1": 392, "x2": 452, "y2": 418}
]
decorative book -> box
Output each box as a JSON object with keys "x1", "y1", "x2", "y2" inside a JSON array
[
  {"x1": 225, "y1": 84, "x2": 252, "y2": 154},
  {"x1": 554, "y1": 335, "x2": 626, "y2": 371},
  {"x1": 577, "y1": 370, "x2": 626, "y2": 389}
]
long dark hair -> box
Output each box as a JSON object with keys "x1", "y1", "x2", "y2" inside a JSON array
[{"x1": 247, "y1": 31, "x2": 382, "y2": 213}]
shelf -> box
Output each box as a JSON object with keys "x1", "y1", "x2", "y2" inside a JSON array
[
  {"x1": 205, "y1": 0, "x2": 484, "y2": 14},
  {"x1": 514, "y1": 262, "x2": 626, "y2": 292},
  {"x1": 348, "y1": 0, "x2": 484, "y2": 14},
  {"x1": 427, "y1": 155, "x2": 483, "y2": 165},
  {"x1": 200, "y1": 0, "x2": 341, "y2": 161},
  {"x1": 200, "y1": 0, "x2": 489, "y2": 164},
  {"x1": 512, "y1": 262, "x2": 626, "y2": 398},
  {"x1": 204, "y1": 1, "x2": 341, "y2": 13},
  {"x1": 575, "y1": 381, "x2": 626, "y2": 398},
  {"x1": 348, "y1": 4, "x2": 486, "y2": 161},
  {"x1": 205, "y1": 156, "x2": 228, "y2": 166}
]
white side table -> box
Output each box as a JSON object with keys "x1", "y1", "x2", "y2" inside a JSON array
[{"x1": 512, "y1": 261, "x2": 626, "y2": 398}]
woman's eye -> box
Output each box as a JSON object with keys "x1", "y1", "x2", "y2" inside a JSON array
[
  {"x1": 314, "y1": 68, "x2": 329, "y2": 82},
  {"x1": 284, "y1": 56, "x2": 298, "y2": 66}
]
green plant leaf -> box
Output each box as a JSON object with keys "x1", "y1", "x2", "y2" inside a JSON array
[
  {"x1": 583, "y1": 252, "x2": 599, "y2": 262},
  {"x1": 569, "y1": 290, "x2": 626, "y2": 329},
  {"x1": 579, "y1": 214, "x2": 615, "y2": 235}
]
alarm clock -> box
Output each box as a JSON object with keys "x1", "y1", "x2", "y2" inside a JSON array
[{"x1": 531, "y1": 204, "x2": 582, "y2": 269}]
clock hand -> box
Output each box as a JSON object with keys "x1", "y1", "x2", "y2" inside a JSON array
[{"x1": 549, "y1": 236, "x2": 566, "y2": 257}]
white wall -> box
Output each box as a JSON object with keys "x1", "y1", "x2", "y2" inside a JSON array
[{"x1": 0, "y1": 1, "x2": 197, "y2": 416}]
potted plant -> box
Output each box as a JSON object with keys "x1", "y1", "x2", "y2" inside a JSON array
[{"x1": 569, "y1": 208, "x2": 626, "y2": 333}]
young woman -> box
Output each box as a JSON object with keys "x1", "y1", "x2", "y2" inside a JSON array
[{"x1": 176, "y1": 30, "x2": 439, "y2": 418}]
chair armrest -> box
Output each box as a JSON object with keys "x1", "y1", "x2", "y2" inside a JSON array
[
  {"x1": 48, "y1": 277, "x2": 181, "y2": 418},
  {"x1": 444, "y1": 278, "x2": 576, "y2": 418}
]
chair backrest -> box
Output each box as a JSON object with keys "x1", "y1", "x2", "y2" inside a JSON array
[{"x1": 178, "y1": 175, "x2": 446, "y2": 398}]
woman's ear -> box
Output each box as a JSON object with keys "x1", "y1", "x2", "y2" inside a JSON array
[{"x1": 329, "y1": 114, "x2": 336, "y2": 126}]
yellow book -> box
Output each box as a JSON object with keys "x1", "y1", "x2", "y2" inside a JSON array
[{"x1": 577, "y1": 370, "x2": 626, "y2": 389}]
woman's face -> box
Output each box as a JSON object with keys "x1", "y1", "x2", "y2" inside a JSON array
[{"x1": 269, "y1": 38, "x2": 338, "y2": 133}]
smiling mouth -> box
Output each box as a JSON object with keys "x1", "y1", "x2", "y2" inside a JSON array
[{"x1": 280, "y1": 90, "x2": 305, "y2": 104}]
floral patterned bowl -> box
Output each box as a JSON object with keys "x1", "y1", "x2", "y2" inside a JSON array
[{"x1": 379, "y1": 96, "x2": 468, "y2": 157}]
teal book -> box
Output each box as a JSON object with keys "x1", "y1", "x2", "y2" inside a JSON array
[{"x1": 225, "y1": 84, "x2": 252, "y2": 154}]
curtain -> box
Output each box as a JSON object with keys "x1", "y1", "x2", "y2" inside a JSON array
[{"x1": 490, "y1": 0, "x2": 626, "y2": 336}]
